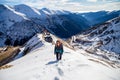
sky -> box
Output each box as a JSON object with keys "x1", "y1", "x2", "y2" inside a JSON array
[{"x1": 0, "y1": 0, "x2": 120, "y2": 12}]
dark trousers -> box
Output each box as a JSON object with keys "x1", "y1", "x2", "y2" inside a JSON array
[{"x1": 56, "y1": 53, "x2": 62, "y2": 60}]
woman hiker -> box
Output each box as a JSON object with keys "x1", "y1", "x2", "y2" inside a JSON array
[{"x1": 54, "y1": 40, "x2": 64, "y2": 61}]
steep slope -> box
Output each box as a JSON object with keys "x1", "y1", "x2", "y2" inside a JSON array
[
  {"x1": 0, "y1": 4, "x2": 29, "y2": 46},
  {"x1": 14, "y1": 4, "x2": 41, "y2": 18},
  {"x1": 0, "y1": 33, "x2": 120, "y2": 80},
  {"x1": 45, "y1": 13, "x2": 90, "y2": 38},
  {"x1": 0, "y1": 4, "x2": 27, "y2": 28},
  {"x1": 71, "y1": 17, "x2": 120, "y2": 61},
  {"x1": 0, "y1": 4, "x2": 44, "y2": 46},
  {"x1": 0, "y1": 4, "x2": 27, "y2": 35}
]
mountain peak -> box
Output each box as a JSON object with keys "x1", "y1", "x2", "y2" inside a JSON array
[
  {"x1": 40, "y1": 7, "x2": 53, "y2": 15},
  {"x1": 14, "y1": 4, "x2": 41, "y2": 18},
  {"x1": 14, "y1": 4, "x2": 30, "y2": 8},
  {"x1": 41, "y1": 7, "x2": 50, "y2": 11}
]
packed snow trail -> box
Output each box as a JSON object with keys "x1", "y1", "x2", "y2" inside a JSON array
[
  {"x1": 0, "y1": 32, "x2": 120, "y2": 80},
  {"x1": 0, "y1": 41, "x2": 120, "y2": 80}
]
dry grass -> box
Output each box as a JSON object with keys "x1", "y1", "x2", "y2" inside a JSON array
[
  {"x1": 0, "y1": 65, "x2": 13, "y2": 70},
  {"x1": 80, "y1": 50, "x2": 120, "y2": 68},
  {"x1": 0, "y1": 46, "x2": 20, "y2": 66},
  {"x1": 88, "y1": 59, "x2": 110, "y2": 68}
]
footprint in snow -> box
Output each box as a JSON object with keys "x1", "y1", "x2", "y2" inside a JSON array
[
  {"x1": 54, "y1": 76, "x2": 60, "y2": 80},
  {"x1": 57, "y1": 67, "x2": 64, "y2": 76},
  {"x1": 77, "y1": 64, "x2": 89, "y2": 67}
]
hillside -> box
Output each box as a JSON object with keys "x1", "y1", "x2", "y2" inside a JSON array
[
  {"x1": 71, "y1": 17, "x2": 120, "y2": 63},
  {"x1": 0, "y1": 33, "x2": 120, "y2": 80}
]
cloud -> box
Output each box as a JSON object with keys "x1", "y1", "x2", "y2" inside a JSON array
[
  {"x1": 1, "y1": 0, "x2": 120, "y2": 12},
  {"x1": 24, "y1": 0, "x2": 120, "y2": 12},
  {"x1": 87, "y1": 0, "x2": 98, "y2": 2}
]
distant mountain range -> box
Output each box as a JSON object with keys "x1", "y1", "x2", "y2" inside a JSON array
[
  {"x1": 0, "y1": 4, "x2": 120, "y2": 46},
  {"x1": 80, "y1": 10, "x2": 120, "y2": 26}
]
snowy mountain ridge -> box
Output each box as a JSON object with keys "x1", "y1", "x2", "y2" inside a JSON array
[
  {"x1": 14, "y1": 4, "x2": 42, "y2": 18},
  {"x1": 71, "y1": 16, "x2": 120, "y2": 63},
  {"x1": 0, "y1": 4, "x2": 89, "y2": 46},
  {"x1": 0, "y1": 4, "x2": 28, "y2": 27},
  {"x1": 0, "y1": 4, "x2": 120, "y2": 47}
]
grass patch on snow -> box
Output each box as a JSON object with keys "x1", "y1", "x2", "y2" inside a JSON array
[{"x1": 0, "y1": 46, "x2": 20, "y2": 66}]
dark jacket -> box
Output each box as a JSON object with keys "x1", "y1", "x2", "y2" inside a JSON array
[{"x1": 54, "y1": 44, "x2": 63, "y2": 54}]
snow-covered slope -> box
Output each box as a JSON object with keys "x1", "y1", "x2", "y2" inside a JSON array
[
  {"x1": 0, "y1": 4, "x2": 30, "y2": 46},
  {"x1": 14, "y1": 4, "x2": 41, "y2": 18},
  {"x1": 0, "y1": 33, "x2": 120, "y2": 80},
  {"x1": 0, "y1": 4, "x2": 27, "y2": 28},
  {"x1": 71, "y1": 17, "x2": 120, "y2": 61}
]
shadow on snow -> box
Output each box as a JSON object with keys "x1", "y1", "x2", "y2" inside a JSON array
[{"x1": 46, "y1": 60, "x2": 58, "y2": 65}]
